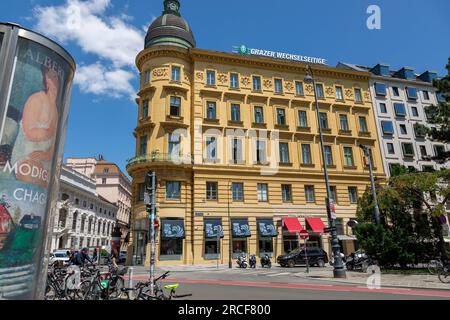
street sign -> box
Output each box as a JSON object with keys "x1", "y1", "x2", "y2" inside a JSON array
[
  {"x1": 324, "y1": 226, "x2": 337, "y2": 233},
  {"x1": 298, "y1": 230, "x2": 309, "y2": 240}
]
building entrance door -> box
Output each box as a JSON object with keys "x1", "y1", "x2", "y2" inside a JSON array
[{"x1": 133, "y1": 231, "x2": 147, "y2": 265}]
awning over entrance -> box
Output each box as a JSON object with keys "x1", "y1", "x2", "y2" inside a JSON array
[
  {"x1": 204, "y1": 219, "x2": 224, "y2": 238},
  {"x1": 337, "y1": 235, "x2": 357, "y2": 241},
  {"x1": 257, "y1": 219, "x2": 278, "y2": 237},
  {"x1": 231, "y1": 219, "x2": 251, "y2": 237},
  {"x1": 282, "y1": 217, "x2": 304, "y2": 234},
  {"x1": 306, "y1": 217, "x2": 326, "y2": 234},
  {"x1": 161, "y1": 219, "x2": 185, "y2": 240}
]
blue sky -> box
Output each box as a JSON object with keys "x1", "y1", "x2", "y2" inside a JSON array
[{"x1": 2, "y1": 0, "x2": 450, "y2": 176}]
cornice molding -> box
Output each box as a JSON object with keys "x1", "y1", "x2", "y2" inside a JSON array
[{"x1": 136, "y1": 46, "x2": 190, "y2": 70}]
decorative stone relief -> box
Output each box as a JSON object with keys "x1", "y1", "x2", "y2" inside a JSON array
[
  {"x1": 345, "y1": 89, "x2": 353, "y2": 98},
  {"x1": 218, "y1": 74, "x2": 228, "y2": 84},
  {"x1": 325, "y1": 86, "x2": 334, "y2": 96},
  {"x1": 305, "y1": 84, "x2": 314, "y2": 93},
  {"x1": 152, "y1": 67, "x2": 168, "y2": 78},
  {"x1": 285, "y1": 82, "x2": 294, "y2": 92},
  {"x1": 241, "y1": 76, "x2": 250, "y2": 87},
  {"x1": 364, "y1": 91, "x2": 370, "y2": 100},
  {"x1": 263, "y1": 79, "x2": 272, "y2": 89},
  {"x1": 196, "y1": 72, "x2": 204, "y2": 81}
]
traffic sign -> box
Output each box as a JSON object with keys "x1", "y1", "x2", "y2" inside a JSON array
[
  {"x1": 298, "y1": 230, "x2": 309, "y2": 240},
  {"x1": 324, "y1": 226, "x2": 337, "y2": 233}
]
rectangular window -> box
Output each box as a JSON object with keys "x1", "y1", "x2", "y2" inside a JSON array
[
  {"x1": 392, "y1": 87, "x2": 400, "y2": 96},
  {"x1": 279, "y1": 143, "x2": 290, "y2": 163},
  {"x1": 102, "y1": 178, "x2": 107, "y2": 184},
  {"x1": 254, "y1": 106, "x2": 264, "y2": 124},
  {"x1": 232, "y1": 138, "x2": 242, "y2": 162},
  {"x1": 319, "y1": 112, "x2": 328, "y2": 129},
  {"x1": 206, "y1": 136, "x2": 217, "y2": 160},
  {"x1": 144, "y1": 70, "x2": 151, "y2": 84},
  {"x1": 276, "y1": 108, "x2": 286, "y2": 125},
  {"x1": 354, "y1": 88, "x2": 362, "y2": 102},
  {"x1": 171, "y1": 66, "x2": 180, "y2": 81},
  {"x1": 166, "y1": 181, "x2": 181, "y2": 200},
  {"x1": 419, "y1": 145, "x2": 428, "y2": 157},
  {"x1": 168, "y1": 133, "x2": 181, "y2": 157},
  {"x1": 381, "y1": 121, "x2": 394, "y2": 135},
  {"x1": 206, "y1": 101, "x2": 216, "y2": 119},
  {"x1": 394, "y1": 103, "x2": 406, "y2": 117},
  {"x1": 139, "y1": 135, "x2": 147, "y2": 156},
  {"x1": 231, "y1": 104, "x2": 241, "y2": 121},
  {"x1": 138, "y1": 183, "x2": 145, "y2": 202},
  {"x1": 142, "y1": 100, "x2": 149, "y2": 118},
  {"x1": 256, "y1": 140, "x2": 266, "y2": 163},
  {"x1": 359, "y1": 117, "x2": 368, "y2": 133},
  {"x1": 324, "y1": 145, "x2": 333, "y2": 166},
  {"x1": 206, "y1": 70, "x2": 215, "y2": 86},
  {"x1": 259, "y1": 237, "x2": 273, "y2": 255},
  {"x1": 423, "y1": 90, "x2": 430, "y2": 100},
  {"x1": 160, "y1": 238, "x2": 183, "y2": 256},
  {"x1": 206, "y1": 182, "x2": 218, "y2": 200},
  {"x1": 387, "y1": 143, "x2": 395, "y2": 154},
  {"x1": 399, "y1": 124, "x2": 407, "y2": 135},
  {"x1": 315, "y1": 84, "x2": 324, "y2": 98},
  {"x1": 281, "y1": 184, "x2": 292, "y2": 202},
  {"x1": 435, "y1": 145, "x2": 446, "y2": 158},
  {"x1": 406, "y1": 87, "x2": 418, "y2": 100},
  {"x1": 274, "y1": 79, "x2": 283, "y2": 93},
  {"x1": 257, "y1": 183, "x2": 268, "y2": 202},
  {"x1": 230, "y1": 73, "x2": 239, "y2": 89},
  {"x1": 411, "y1": 106, "x2": 419, "y2": 117},
  {"x1": 295, "y1": 81, "x2": 304, "y2": 96},
  {"x1": 294, "y1": 112, "x2": 306, "y2": 131},
  {"x1": 329, "y1": 186, "x2": 338, "y2": 203},
  {"x1": 305, "y1": 185, "x2": 315, "y2": 202},
  {"x1": 348, "y1": 187, "x2": 358, "y2": 203},
  {"x1": 170, "y1": 96, "x2": 181, "y2": 116},
  {"x1": 232, "y1": 183, "x2": 244, "y2": 201},
  {"x1": 335, "y1": 86, "x2": 343, "y2": 100},
  {"x1": 343, "y1": 147, "x2": 354, "y2": 167},
  {"x1": 379, "y1": 103, "x2": 387, "y2": 113},
  {"x1": 301, "y1": 144, "x2": 312, "y2": 164},
  {"x1": 339, "y1": 114, "x2": 349, "y2": 131},
  {"x1": 402, "y1": 143, "x2": 415, "y2": 157},
  {"x1": 253, "y1": 76, "x2": 261, "y2": 91},
  {"x1": 374, "y1": 83, "x2": 386, "y2": 96}
]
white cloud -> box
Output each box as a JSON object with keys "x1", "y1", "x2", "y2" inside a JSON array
[{"x1": 33, "y1": 0, "x2": 146, "y2": 99}]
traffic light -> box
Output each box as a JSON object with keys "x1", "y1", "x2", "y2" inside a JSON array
[{"x1": 144, "y1": 171, "x2": 157, "y2": 213}]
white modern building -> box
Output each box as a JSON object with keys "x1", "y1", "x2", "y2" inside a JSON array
[
  {"x1": 50, "y1": 166, "x2": 117, "y2": 252},
  {"x1": 338, "y1": 63, "x2": 449, "y2": 176}
]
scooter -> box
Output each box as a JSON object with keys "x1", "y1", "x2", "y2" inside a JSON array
[
  {"x1": 345, "y1": 251, "x2": 374, "y2": 272},
  {"x1": 260, "y1": 254, "x2": 272, "y2": 268},
  {"x1": 249, "y1": 255, "x2": 256, "y2": 268},
  {"x1": 236, "y1": 253, "x2": 248, "y2": 268}
]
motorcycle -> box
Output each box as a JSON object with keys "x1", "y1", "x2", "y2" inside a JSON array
[
  {"x1": 249, "y1": 255, "x2": 256, "y2": 268},
  {"x1": 345, "y1": 251, "x2": 375, "y2": 272},
  {"x1": 236, "y1": 253, "x2": 248, "y2": 268},
  {"x1": 260, "y1": 254, "x2": 272, "y2": 268}
]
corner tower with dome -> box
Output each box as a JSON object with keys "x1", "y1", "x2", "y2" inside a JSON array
[{"x1": 127, "y1": 0, "x2": 385, "y2": 267}]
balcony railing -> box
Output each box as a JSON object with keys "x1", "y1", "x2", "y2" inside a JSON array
[{"x1": 126, "y1": 153, "x2": 193, "y2": 170}]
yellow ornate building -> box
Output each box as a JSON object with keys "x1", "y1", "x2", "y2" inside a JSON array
[{"x1": 126, "y1": 0, "x2": 385, "y2": 266}]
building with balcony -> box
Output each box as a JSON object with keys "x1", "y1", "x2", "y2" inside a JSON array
[
  {"x1": 50, "y1": 166, "x2": 117, "y2": 252},
  {"x1": 338, "y1": 63, "x2": 449, "y2": 176},
  {"x1": 126, "y1": 0, "x2": 386, "y2": 266},
  {"x1": 66, "y1": 156, "x2": 132, "y2": 251}
]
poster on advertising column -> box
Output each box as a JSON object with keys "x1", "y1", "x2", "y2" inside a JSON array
[{"x1": 0, "y1": 35, "x2": 74, "y2": 299}]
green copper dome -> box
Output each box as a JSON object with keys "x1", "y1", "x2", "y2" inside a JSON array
[{"x1": 145, "y1": 0, "x2": 196, "y2": 49}]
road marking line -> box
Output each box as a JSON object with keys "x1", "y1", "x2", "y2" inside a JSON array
[{"x1": 266, "y1": 272, "x2": 292, "y2": 277}]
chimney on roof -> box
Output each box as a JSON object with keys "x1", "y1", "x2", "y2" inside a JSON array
[
  {"x1": 98, "y1": 154, "x2": 104, "y2": 161},
  {"x1": 370, "y1": 63, "x2": 390, "y2": 76},
  {"x1": 393, "y1": 67, "x2": 415, "y2": 80},
  {"x1": 418, "y1": 71, "x2": 438, "y2": 83}
]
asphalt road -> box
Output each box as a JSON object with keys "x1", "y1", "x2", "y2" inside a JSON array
[{"x1": 124, "y1": 267, "x2": 450, "y2": 300}]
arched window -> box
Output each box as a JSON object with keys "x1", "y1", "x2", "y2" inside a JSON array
[
  {"x1": 58, "y1": 209, "x2": 67, "y2": 228},
  {"x1": 62, "y1": 193, "x2": 69, "y2": 201},
  {"x1": 72, "y1": 211, "x2": 78, "y2": 230}
]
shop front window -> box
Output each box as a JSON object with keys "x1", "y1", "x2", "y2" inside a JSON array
[
  {"x1": 160, "y1": 219, "x2": 185, "y2": 260},
  {"x1": 232, "y1": 239, "x2": 247, "y2": 255},
  {"x1": 204, "y1": 218, "x2": 223, "y2": 258},
  {"x1": 283, "y1": 233, "x2": 299, "y2": 254},
  {"x1": 160, "y1": 239, "x2": 183, "y2": 256},
  {"x1": 259, "y1": 238, "x2": 273, "y2": 255}
]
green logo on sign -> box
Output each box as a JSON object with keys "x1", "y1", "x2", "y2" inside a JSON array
[{"x1": 239, "y1": 45, "x2": 248, "y2": 55}]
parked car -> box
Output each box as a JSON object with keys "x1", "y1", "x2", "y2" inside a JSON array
[
  {"x1": 49, "y1": 250, "x2": 70, "y2": 265},
  {"x1": 277, "y1": 247, "x2": 328, "y2": 268}
]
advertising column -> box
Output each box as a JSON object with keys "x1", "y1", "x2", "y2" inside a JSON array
[{"x1": 0, "y1": 23, "x2": 75, "y2": 300}]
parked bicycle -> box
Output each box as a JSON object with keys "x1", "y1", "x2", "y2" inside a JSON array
[{"x1": 426, "y1": 259, "x2": 444, "y2": 275}]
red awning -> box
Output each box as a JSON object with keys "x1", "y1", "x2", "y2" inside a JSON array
[
  {"x1": 306, "y1": 217, "x2": 326, "y2": 234},
  {"x1": 282, "y1": 217, "x2": 304, "y2": 234}
]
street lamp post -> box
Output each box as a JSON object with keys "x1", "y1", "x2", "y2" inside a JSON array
[
  {"x1": 228, "y1": 181, "x2": 233, "y2": 268},
  {"x1": 359, "y1": 144, "x2": 381, "y2": 225},
  {"x1": 304, "y1": 65, "x2": 346, "y2": 278}
]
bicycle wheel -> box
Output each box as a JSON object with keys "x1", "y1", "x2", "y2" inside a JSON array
[
  {"x1": 438, "y1": 269, "x2": 450, "y2": 284},
  {"x1": 44, "y1": 284, "x2": 57, "y2": 300},
  {"x1": 427, "y1": 261, "x2": 437, "y2": 275},
  {"x1": 109, "y1": 277, "x2": 125, "y2": 300}
]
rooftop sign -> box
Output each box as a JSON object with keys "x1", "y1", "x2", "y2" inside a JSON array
[{"x1": 233, "y1": 45, "x2": 327, "y2": 65}]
